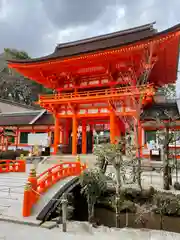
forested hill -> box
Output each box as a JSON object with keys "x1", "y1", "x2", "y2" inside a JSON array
[{"x1": 0, "y1": 48, "x2": 52, "y2": 106}]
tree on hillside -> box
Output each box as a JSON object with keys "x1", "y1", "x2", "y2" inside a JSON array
[
  {"x1": 4, "y1": 48, "x2": 31, "y2": 60},
  {"x1": 0, "y1": 48, "x2": 52, "y2": 105}
]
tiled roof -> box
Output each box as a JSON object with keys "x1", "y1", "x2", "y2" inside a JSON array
[
  {"x1": 7, "y1": 23, "x2": 157, "y2": 63},
  {"x1": 34, "y1": 112, "x2": 54, "y2": 125},
  {"x1": 0, "y1": 110, "x2": 55, "y2": 126},
  {"x1": 0, "y1": 111, "x2": 41, "y2": 126}
]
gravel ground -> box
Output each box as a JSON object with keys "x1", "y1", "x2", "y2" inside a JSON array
[{"x1": 0, "y1": 221, "x2": 180, "y2": 240}]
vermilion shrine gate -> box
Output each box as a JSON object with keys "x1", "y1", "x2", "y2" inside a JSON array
[{"x1": 8, "y1": 23, "x2": 180, "y2": 155}]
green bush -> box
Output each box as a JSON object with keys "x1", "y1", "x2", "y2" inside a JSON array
[
  {"x1": 15, "y1": 149, "x2": 29, "y2": 158},
  {"x1": 122, "y1": 186, "x2": 155, "y2": 204},
  {"x1": 153, "y1": 192, "x2": 180, "y2": 216},
  {"x1": 98, "y1": 195, "x2": 137, "y2": 213},
  {"x1": 174, "y1": 182, "x2": 180, "y2": 190},
  {"x1": 0, "y1": 150, "x2": 16, "y2": 160},
  {"x1": 0, "y1": 150, "x2": 29, "y2": 160}
]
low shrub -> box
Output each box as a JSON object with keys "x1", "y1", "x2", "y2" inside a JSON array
[
  {"x1": 122, "y1": 186, "x2": 155, "y2": 204},
  {"x1": 15, "y1": 149, "x2": 29, "y2": 158},
  {"x1": 98, "y1": 195, "x2": 137, "y2": 213},
  {"x1": 0, "y1": 150, "x2": 16, "y2": 160},
  {"x1": 153, "y1": 192, "x2": 180, "y2": 216},
  {"x1": 0, "y1": 149, "x2": 29, "y2": 160},
  {"x1": 174, "y1": 182, "x2": 180, "y2": 190}
]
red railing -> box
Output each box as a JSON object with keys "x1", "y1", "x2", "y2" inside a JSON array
[
  {"x1": 39, "y1": 84, "x2": 155, "y2": 101},
  {"x1": 23, "y1": 161, "x2": 86, "y2": 217},
  {"x1": 0, "y1": 160, "x2": 26, "y2": 173}
]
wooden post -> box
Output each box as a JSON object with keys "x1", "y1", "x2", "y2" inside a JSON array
[
  {"x1": 61, "y1": 193, "x2": 68, "y2": 232},
  {"x1": 15, "y1": 127, "x2": 19, "y2": 150},
  {"x1": 82, "y1": 120, "x2": 87, "y2": 154},
  {"x1": 1, "y1": 132, "x2": 4, "y2": 151},
  {"x1": 59, "y1": 127, "x2": 63, "y2": 144},
  {"x1": 72, "y1": 114, "x2": 77, "y2": 155},
  {"x1": 22, "y1": 182, "x2": 32, "y2": 217},
  {"x1": 54, "y1": 115, "x2": 60, "y2": 155},
  {"x1": 110, "y1": 112, "x2": 116, "y2": 143},
  {"x1": 28, "y1": 168, "x2": 38, "y2": 204}
]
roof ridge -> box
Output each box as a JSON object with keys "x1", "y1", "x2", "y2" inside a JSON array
[
  {"x1": 0, "y1": 110, "x2": 42, "y2": 116},
  {"x1": 56, "y1": 22, "x2": 156, "y2": 50}
]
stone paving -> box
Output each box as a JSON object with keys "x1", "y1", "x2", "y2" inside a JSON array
[{"x1": 0, "y1": 163, "x2": 70, "y2": 224}]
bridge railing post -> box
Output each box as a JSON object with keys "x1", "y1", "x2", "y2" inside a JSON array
[
  {"x1": 19, "y1": 159, "x2": 26, "y2": 172},
  {"x1": 52, "y1": 169, "x2": 58, "y2": 184},
  {"x1": 18, "y1": 154, "x2": 26, "y2": 172},
  {"x1": 76, "y1": 155, "x2": 81, "y2": 174},
  {"x1": 22, "y1": 182, "x2": 32, "y2": 217},
  {"x1": 47, "y1": 169, "x2": 52, "y2": 187},
  {"x1": 28, "y1": 168, "x2": 38, "y2": 204}
]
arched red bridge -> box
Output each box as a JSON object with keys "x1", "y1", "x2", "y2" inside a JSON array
[
  {"x1": 23, "y1": 161, "x2": 86, "y2": 217},
  {"x1": 0, "y1": 159, "x2": 86, "y2": 222}
]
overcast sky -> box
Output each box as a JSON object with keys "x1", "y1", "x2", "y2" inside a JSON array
[
  {"x1": 0, "y1": 0, "x2": 180, "y2": 93},
  {"x1": 0, "y1": 0, "x2": 180, "y2": 57}
]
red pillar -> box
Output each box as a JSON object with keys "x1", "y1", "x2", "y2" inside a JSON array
[
  {"x1": 110, "y1": 112, "x2": 116, "y2": 143},
  {"x1": 72, "y1": 115, "x2": 77, "y2": 155},
  {"x1": 82, "y1": 120, "x2": 87, "y2": 154},
  {"x1": 15, "y1": 127, "x2": 19, "y2": 150},
  {"x1": 59, "y1": 127, "x2": 63, "y2": 144},
  {"x1": 53, "y1": 115, "x2": 60, "y2": 155}
]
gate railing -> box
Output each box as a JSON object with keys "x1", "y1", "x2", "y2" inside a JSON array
[{"x1": 39, "y1": 84, "x2": 154, "y2": 102}]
